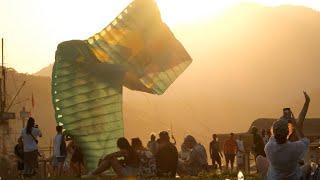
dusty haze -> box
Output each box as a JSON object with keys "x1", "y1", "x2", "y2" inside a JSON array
[{"x1": 7, "y1": 3, "x2": 320, "y2": 149}]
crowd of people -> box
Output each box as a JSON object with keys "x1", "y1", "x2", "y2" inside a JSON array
[{"x1": 14, "y1": 91, "x2": 316, "y2": 179}]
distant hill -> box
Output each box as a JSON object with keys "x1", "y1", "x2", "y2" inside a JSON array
[
  {"x1": 33, "y1": 64, "x2": 53, "y2": 77},
  {"x1": 29, "y1": 3, "x2": 320, "y2": 147}
]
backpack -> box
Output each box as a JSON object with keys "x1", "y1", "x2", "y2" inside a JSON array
[{"x1": 60, "y1": 135, "x2": 67, "y2": 156}]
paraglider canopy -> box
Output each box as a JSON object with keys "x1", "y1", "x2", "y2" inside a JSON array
[{"x1": 52, "y1": 0, "x2": 192, "y2": 170}]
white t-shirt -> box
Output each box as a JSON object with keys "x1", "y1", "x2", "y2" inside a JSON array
[
  {"x1": 21, "y1": 127, "x2": 42, "y2": 152},
  {"x1": 53, "y1": 134, "x2": 63, "y2": 157}
]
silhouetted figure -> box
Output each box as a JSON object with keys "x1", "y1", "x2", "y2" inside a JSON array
[
  {"x1": 256, "y1": 91, "x2": 312, "y2": 180},
  {"x1": 179, "y1": 143, "x2": 191, "y2": 162},
  {"x1": 223, "y1": 133, "x2": 238, "y2": 172},
  {"x1": 52, "y1": 125, "x2": 66, "y2": 176},
  {"x1": 20, "y1": 117, "x2": 42, "y2": 177},
  {"x1": 236, "y1": 135, "x2": 245, "y2": 171},
  {"x1": 147, "y1": 133, "x2": 158, "y2": 155},
  {"x1": 261, "y1": 129, "x2": 269, "y2": 145},
  {"x1": 155, "y1": 131, "x2": 178, "y2": 178},
  {"x1": 251, "y1": 127, "x2": 266, "y2": 158},
  {"x1": 14, "y1": 137, "x2": 24, "y2": 176},
  {"x1": 178, "y1": 135, "x2": 208, "y2": 176},
  {"x1": 282, "y1": 91, "x2": 310, "y2": 142},
  {"x1": 132, "y1": 138, "x2": 156, "y2": 178},
  {"x1": 82, "y1": 137, "x2": 139, "y2": 178},
  {"x1": 66, "y1": 140, "x2": 84, "y2": 177},
  {"x1": 263, "y1": 118, "x2": 310, "y2": 179},
  {"x1": 209, "y1": 134, "x2": 222, "y2": 170}
]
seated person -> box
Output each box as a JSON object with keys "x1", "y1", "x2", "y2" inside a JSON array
[
  {"x1": 131, "y1": 138, "x2": 156, "y2": 178},
  {"x1": 82, "y1": 137, "x2": 139, "y2": 178},
  {"x1": 155, "y1": 131, "x2": 178, "y2": 178},
  {"x1": 178, "y1": 135, "x2": 208, "y2": 176},
  {"x1": 179, "y1": 143, "x2": 191, "y2": 162}
]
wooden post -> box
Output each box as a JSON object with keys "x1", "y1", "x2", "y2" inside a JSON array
[
  {"x1": 49, "y1": 139, "x2": 53, "y2": 157},
  {"x1": 43, "y1": 160, "x2": 47, "y2": 178}
]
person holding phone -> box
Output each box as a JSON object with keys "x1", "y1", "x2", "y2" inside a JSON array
[
  {"x1": 281, "y1": 91, "x2": 310, "y2": 142},
  {"x1": 20, "y1": 117, "x2": 42, "y2": 177}
]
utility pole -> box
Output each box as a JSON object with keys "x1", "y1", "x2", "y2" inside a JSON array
[
  {"x1": 0, "y1": 38, "x2": 15, "y2": 155},
  {"x1": 1, "y1": 38, "x2": 3, "y2": 113},
  {"x1": 2, "y1": 39, "x2": 5, "y2": 113}
]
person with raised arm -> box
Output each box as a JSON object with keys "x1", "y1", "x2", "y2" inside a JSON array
[
  {"x1": 260, "y1": 92, "x2": 312, "y2": 179},
  {"x1": 282, "y1": 91, "x2": 310, "y2": 142}
]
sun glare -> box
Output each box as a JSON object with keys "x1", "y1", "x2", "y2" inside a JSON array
[
  {"x1": 2, "y1": 0, "x2": 320, "y2": 73},
  {"x1": 156, "y1": 0, "x2": 237, "y2": 25}
]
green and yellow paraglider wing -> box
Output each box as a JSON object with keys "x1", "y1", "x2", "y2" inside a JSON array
[
  {"x1": 52, "y1": 0, "x2": 192, "y2": 171},
  {"x1": 87, "y1": 0, "x2": 192, "y2": 94},
  {"x1": 52, "y1": 40, "x2": 125, "y2": 169}
]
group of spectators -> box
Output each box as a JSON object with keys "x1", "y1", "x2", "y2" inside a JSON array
[
  {"x1": 14, "y1": 118, "x2": 85, "y2": 178},
  {"x1": 14, "y1": 91, "x2": 314, "y2": 179},
  {"x1": 82, "y1": 131, "x2": 209, "y2": 178},
  {"x1": 209, "y1": 133, "x2": 246, "y2": 173}
]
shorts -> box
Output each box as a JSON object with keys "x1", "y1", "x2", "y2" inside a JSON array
[{"x1": 52, "y1": 156, "x2": 66, "y2": 167}]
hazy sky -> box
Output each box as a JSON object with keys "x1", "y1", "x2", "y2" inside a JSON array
[{"x1": 1, "y1": 0, "x2": 320, "y2": 74}]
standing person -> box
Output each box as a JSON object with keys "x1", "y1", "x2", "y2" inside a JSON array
[
  {"x1": 66, "y1": 140, "x2": 84, "y2": 177},
  {"x1": 82, "y1": 137, "x2": 139, "y2": 178},
  {"x1": 282, "y1": 91, "x2": 310, "y2": 142},
  {"x1": 178, "y1": 135, "x2": 208, "y2": 176},
  {"x1": 147, "y1": 133, "x2": 158, "y2": 155},
  {"x1": 236, "y1": 135, "x2": 245, "y2": 171},
  {"x1": 52, "y1": 125, "x2": 67, "y2": 176},
  {"x1": 20, "y1": 117, "x2": 42, "y2": 177},
  {"x1": 155, "y1": 131, "x2": 178, "y2": 178},
  {"x1": 223, "y1": 133, "x2": 238, "y2": 172},
  {"x1": 251, "y1": 126, "x2": 266, "y2": 158},
  {"x1": 131, "y1": 138, "x2": 156, "y2": 178},
  {"x1": 261, "y1": 129, "x2": 269, "y2": 145},
  {"x1": 264, "y1": 129, "x2": 271, "y2": 145},
  {"x1": 14, "y1": 137, "x2": 24, "y2": 177},
  {"x1": 209, "y1": 134, "x2": 223, "y2": 170}
]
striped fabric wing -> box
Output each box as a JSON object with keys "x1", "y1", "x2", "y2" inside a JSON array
[
  {"x1": 87, "y1": 0, "x2": 192, "y2": 94},
  {"x1": 52, "y1": 40, "x2": 125, "y2": 170}
]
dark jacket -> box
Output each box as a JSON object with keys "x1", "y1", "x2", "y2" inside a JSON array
[{"x1": 155, "y1": 142, "x2": 178, "y2": 177}]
